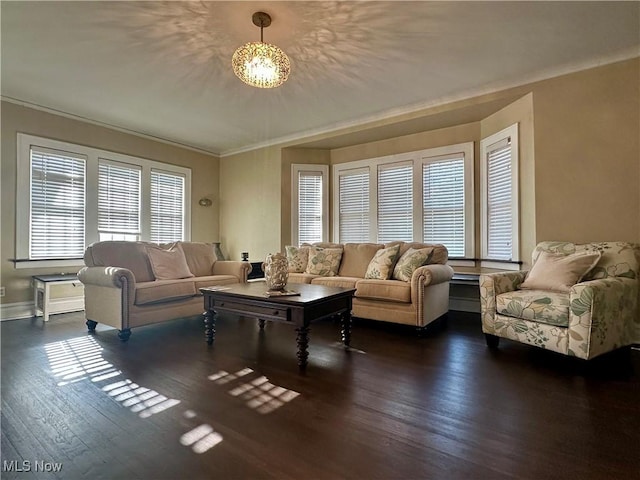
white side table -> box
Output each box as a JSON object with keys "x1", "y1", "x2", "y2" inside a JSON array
[{"x1": 33, "y1": 274, "x2": 84, "y2": 322}]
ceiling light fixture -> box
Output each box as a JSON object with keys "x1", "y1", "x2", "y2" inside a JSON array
[{"x1": 232, "y1": 12, "x2": 291, "y2": 89}]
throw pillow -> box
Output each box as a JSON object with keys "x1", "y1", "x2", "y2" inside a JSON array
[
  {"x1": 364, "y1": 244, "x2": 401, "y2": 280},
  {"x1": 306, "y1": 246, "x2": 343, "y2": 276},
  {"x1": 146, "y1": 244, "x2": 195, "y2": 280},
  {"x1": 519, "y1": 251, "x2": 601, "y2": 292},
  {"x1": 392, "y1": 247, "x2": 434, "y2": 282},
  {"x1": 285, "y1": 245, "x2": 309, "y2": 273}
]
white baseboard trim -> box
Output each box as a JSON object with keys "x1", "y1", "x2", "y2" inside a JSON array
[
  {"x1": 1, "y1": 301, "x2": 35, "y2": 321},
  {"x1": 1, "y1": 300, "x2": 85, "y2": 321},
  {"x1": 449, "y1": 297, "x2": 480, "y2": 313}
]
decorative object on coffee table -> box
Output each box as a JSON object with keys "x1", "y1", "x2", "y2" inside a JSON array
[{"x1": 264, "y1": 252, "x2": 288, "y2": 290}]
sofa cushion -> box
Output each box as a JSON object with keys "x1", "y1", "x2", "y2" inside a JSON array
[
  {"x1": 85, "y1": 241, "x2": 156, "y2": 282},
  {"x1": 520, "y1": 251, "x2": 601, "y2": 292},
  {"x1": 392, "y1": 247, "x2": 434, "y2": 282},
  {"x1": 355, "y1": 279, "x2": 411, "y2": 303},
  {"x1": 311, "y1": 276, "x2": 359, "y2": 289},
  {"x1": 146, "y1": 244, "x2": 195, "y2": 280},
  {"x1": 285, "y1": 245, "x2": 309, "y2": 273},
  {"x1": 365, "y1": 244, "x2": 400, "y2": 280},
  {"x1": 135, "y1": 279, "x2": 197, "y2": 305},
  {"x1": 338, "y1": 243, "x2": 383, "y2": 278},
  {"x1": 194, "y1": 275, "x2": 241, "y2": 291},
  {"x1": 496, "y1": 290, "x2": 570, "y2": 327},
  {"x1": 288, "y1": 272, "x2": 319, "y2": 284},
  {"x1": 177, "y1": 242, "x2": 217, "y2": 276},
  {"x1": 387, "y1": 242, "x2": 448, "y2": 265},
  {"x1": 306, "y1": 246, "x2": 343, "y2": 276}
]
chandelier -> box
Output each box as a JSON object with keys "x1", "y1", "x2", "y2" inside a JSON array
[{"x1": 232, "y1": 12, "x2": 291, "y2": 89}]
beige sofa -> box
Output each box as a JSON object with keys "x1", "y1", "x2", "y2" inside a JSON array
[
  {"x1": 78, "y1": 241, "x2": 251, "y2": 341},
  {"x1": 286, "y1": 242, "x2": 454, "y2": 332}
]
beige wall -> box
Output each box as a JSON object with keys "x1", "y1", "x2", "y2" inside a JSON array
[
  {"x1": 1, "y1": 101, "x2": 220, "y2": 304},
  {"x1": 530, "y1": 59, "x2": 639, "y2": 244},
  {"x1": 219, "y1": 146, "x2": 282, "y2": 262},
  {"x1": 220, "y1": 58, "x2": 639, "y2": 273}
]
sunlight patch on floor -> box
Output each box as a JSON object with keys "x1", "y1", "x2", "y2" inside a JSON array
[
  {"x1": 44, "y1": 335, "x2": 226, "y2": 454},
  {"x1": 209, "y1": 368, "x2": 300, "y2": 414}
]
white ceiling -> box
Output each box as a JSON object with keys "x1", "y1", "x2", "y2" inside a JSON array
[{"x1": 2, "y1": 1, "x2": 639, "y2": 156}]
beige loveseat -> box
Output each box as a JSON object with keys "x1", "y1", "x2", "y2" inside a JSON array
[
  {"x1": 285, "y1": 242, "x2": 454, "y2": 332},
  {"x1": 78, "y1": 241, "x2": 251, "y2": 341}
]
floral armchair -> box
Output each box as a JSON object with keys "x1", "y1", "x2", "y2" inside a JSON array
[{"x1": 480, "y1": 242, "x2": 640, "y2": 360}]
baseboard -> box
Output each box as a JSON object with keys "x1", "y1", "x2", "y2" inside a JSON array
[
  {"x1": 1, "y1": 299, "x2": 85, "y2": 321},
  {"x1": 449, "y1": 297, "x2": 480, "y2": 313},
  {"x1": 1, "y1": 301, "x2": 35, "y2": 321}
]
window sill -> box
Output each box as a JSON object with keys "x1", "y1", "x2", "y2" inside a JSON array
[{"x1": 13, "y1": 259, "x2": 84, "y2": 270}]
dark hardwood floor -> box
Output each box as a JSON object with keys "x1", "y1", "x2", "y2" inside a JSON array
[{"x1": 1, "y1": 310, "x2": 639, "y2": 480}]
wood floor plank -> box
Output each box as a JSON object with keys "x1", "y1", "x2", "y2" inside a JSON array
[{"x1": 1, "y1": 310, "x2": 638, "y2": 479}]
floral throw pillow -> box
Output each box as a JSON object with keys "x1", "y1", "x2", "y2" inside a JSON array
[
  {"x1": 306, "y1": 246, "x2": 343, "y2": 276},
  {"x1": 285, "y1": 245, "x2": 309, "y2": 273},
  {"x1": 365, "y1": 244, "x2": 400, "y2": 280},
  {"x1": 392, "y1": 247, "x2": 434, "y2": 282}
]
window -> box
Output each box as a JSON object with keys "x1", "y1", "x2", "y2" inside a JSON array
[
  {"x1": 30, "y1": 147, "x2": 86, "y2": 259},
  {"x1": 291, "y1": 164, "x2": 328, "y2": 246},
  {"x1": 480, "y1": 123, "x2": 519, "y2": 268},
  {"x1": 98, "y1": 160, "x2": 141, "y2": 241},
  {"x1": 151, "y1": 170, "x2": 185, "y2": 243},
  {"x1": 338, "y1": 168, "x2": 370, "y2": 243},
  {"x1": 16, "y1": 133, "x2": 191, "y2": 268},
  {"x1": 422, "y1": 156, "x2": 465, "y2": 257},
  {"x1": 333, "y1": 143, "x2": 474, "y2": 262},
  {"x1": 377, "y1": 162, "x2": 412, "y2": 243}
]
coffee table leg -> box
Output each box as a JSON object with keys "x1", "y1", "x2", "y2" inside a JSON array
[
  {"x1": 204, "y1": 309, "x2": 216, "y2": 345},
  {"x1": 296, "y1": 326, "x2": 310, "y2": 369},
  {"x1": 341, "y1": 310, "x2": 352, "y2": 347}
]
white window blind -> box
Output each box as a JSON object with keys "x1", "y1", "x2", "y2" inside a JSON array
[
  {"x1": 298, "y1": 171, "x2": 323, "y2": 244},
  {"x1": 150, "y1": 170, "x2": 185, "y2": 243},
  {"x1": 486, "y1": 139, "x2": 513, "y2": 260},
  {"x1": 377, "y1": 163, "x2": 412, "y2": 243},
  {"x1": 30, "y1": 147, "x2": 86, "y2": 259},
  {"x1": 423, "y1": 157, "x2": 464, "y2": 257},
  {"x1": 339, "y1": 170, "x2": 370, "y2": 242},
  {"x1": 98, "y1": 160, "x2": 141, "y2": 241}
]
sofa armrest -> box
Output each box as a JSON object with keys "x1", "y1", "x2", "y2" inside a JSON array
[
  {"x1": 411, "y1": 264, "x2": 454, "y2": 287},
  {"x1": 568, "y1": 277, "x2": 638, "y2": 359},
  {"x1": 78, "y1": 266, "x2": 136, "y2": 329},
  {"x1": 479, "y1": 270, "x2": 528, "y2": 333},
  {"x1": 212, "y1": 261, "x2": 252, "y2": 282},
  {"x1": 78, "y1": 266, "x2": 135, "y2": 289},
  {"x1": 410, "y1": 264, "x2": 454, "y2": 305}
]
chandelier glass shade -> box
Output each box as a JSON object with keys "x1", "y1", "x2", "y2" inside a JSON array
[{"x1": 232, "y1": 12, "x2": 290, "y2": 89}]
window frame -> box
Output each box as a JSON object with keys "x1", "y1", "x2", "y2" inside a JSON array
[
  {"x1": 480, "y1": 123, "x2": 520, "y2": 270},
  {"x1": 291, "y1": 164, "x2": 329, "y2": 246},
  {"x1": 332, "y1": 143, "x2": 474, "y2": 264},
  {"x1": 16, "y1": 133, "x2": 191, "y2": 269}
]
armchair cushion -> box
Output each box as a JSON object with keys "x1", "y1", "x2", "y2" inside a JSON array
[
  {"x1": 520, "y1": 251, "x2": 601, "y2": 292},
  {"x1": 497, "y1": 290, "x2": 570, "y2": 327}
]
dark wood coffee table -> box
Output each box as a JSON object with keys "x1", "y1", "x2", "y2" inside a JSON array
[{"x1": 200, "y1": 282, "x2": 355, "y2": 369}]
